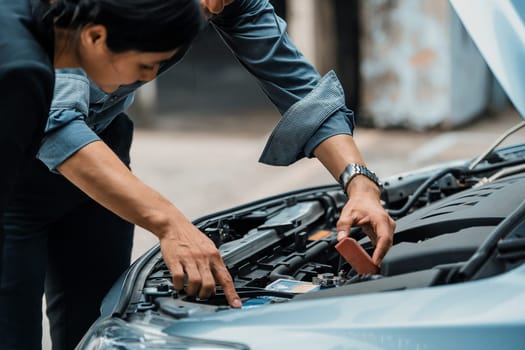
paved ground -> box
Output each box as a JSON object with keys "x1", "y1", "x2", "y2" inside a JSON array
[{"x1": 42, "y1": 106, "x2": 523, "y2": 349}]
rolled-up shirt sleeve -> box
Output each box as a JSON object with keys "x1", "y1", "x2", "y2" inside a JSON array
[
  {"x1": 37, "y1": 69, "x2": 101, "y2": 172},
  {"x1": 260, "y1": 71, "x2": 355, "y2": 165},
  {"x1": 211, "y1": 0, "x2": 355, "y2": 166}
]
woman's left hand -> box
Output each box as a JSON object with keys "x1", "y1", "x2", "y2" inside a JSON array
[
  {"x1": 313, "y1": 134, "x2": 396, "y2": 268},
  {"x1": 201, "y1": 0, "x2": 235, "y2": 15},
  {"x1": 336, "y1": 176, "x2": 396, "y2": 267}
]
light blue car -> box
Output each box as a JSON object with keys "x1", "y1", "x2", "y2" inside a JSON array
[{"x1": 77, "y1": 1, "x2": 525, "y2": 348}]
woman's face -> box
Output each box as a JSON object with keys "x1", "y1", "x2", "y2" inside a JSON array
[
  {"x1": 77, "y1": 25, "x2": 177, "y2": 93},
  {"x1": 82, "y1": 50, "x2": 176, "y2": 93}
]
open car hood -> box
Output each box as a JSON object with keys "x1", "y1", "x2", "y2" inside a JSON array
[{"x1": 451, "y1": 0, "x2": 525, "y2": 119}]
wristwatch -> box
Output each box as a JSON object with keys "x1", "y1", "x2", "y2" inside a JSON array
[{"x1": 339, "y1": 163, "x2": 382, "y2": 192}]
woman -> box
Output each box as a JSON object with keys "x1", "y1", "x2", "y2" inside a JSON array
[
  {"x1": 0, "y1": 1, "x2": 220, "y2": 349},
  {"x1": 2, "y1": 0, "x2": 395, "y2": 349}
]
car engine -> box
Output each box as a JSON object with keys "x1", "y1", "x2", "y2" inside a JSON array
[{"x1": 118, "y1": 143, "x2": 525, "y2": 322}]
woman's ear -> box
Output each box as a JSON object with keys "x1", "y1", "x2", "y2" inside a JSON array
[{"x1": 79, "y1": 24, "x2": 108, "y2": 52}]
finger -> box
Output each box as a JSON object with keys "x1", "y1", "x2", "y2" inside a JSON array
[
  {"x1": 336, "y1": 213, "x2": 358, "y2": 240},
  {"x1": 197, "y1": 265, "x2": 217, "y2": 300},
  {"x1": 182, "y1": 263, "x2": 202, "y2": 296},
  {"x1": 170, "y1": 262, "x2": 185, "y2": 291},
  {"x1": 337, "y1": 230, "x2": 348, "y2": 241},
  {"x1": 362, "y1": 224, "x2": 377, "y2": 246},
  {"x1": 202, "y1": 0, "x2": 225, "y2": 14},
  {"x1": 371, "y1": 222, "x2": 394, "y2": 267},
  {"x1": 212, "y1": 263, "x2": 241, "y2": 308}
]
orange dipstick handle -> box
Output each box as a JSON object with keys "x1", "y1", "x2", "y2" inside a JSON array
[{"x1": 335, "y1": 237, "x2": 379, "y2": 275}]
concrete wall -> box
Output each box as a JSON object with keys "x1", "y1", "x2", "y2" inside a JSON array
[
  {"x1": 359, "y1": 0, "x2": 492, "y2": 129},
  {"x1": 287, "y1": 0, "x2": 337, "y2": 74},
  {"x1": 287, "y1": 0, "x2": 502, "y2": 130},
  {"x1": 133, "y1": 0, "x2": 505, "y2": 130}
]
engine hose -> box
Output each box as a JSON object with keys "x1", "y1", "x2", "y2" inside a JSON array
[
  {"x1": 269, "y1": 240, "x2": 332, "y2": 281},
  {"x1": 387, "y1": 167, "x2": 465, "y2": 218},
  {"x1": 388, "y1": 158, "x2": 525, "y2": 218},
  {"x1": 457, "y1": 198, "x2": 525, "y2": 280}
]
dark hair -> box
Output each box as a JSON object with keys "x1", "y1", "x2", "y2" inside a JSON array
[{"x1": 43, "y1": 0, "x2": 204, "y2": 53}]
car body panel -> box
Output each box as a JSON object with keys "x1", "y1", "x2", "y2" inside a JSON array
[
  {"x1": 161, "y1": 265, "x2": 525, "y2": 349},
  {"x1": 451, "y1": 0, "x2": 525, "y2": 118}
]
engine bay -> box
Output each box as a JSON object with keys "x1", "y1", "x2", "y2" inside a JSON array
[
  {"x1": 121, "y1": 143, "x2": 525, "y2": 321},
  {"x1": 130, "y1": 187, "x2": 525, "y2": 318}
]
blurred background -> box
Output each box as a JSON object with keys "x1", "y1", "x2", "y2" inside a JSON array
[{"x1": 132, "y1": 0, "x2": 508, "y2": 129}]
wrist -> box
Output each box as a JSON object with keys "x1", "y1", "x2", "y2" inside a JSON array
[
  {"x1": 146, "y1": 205, "x2": 187, "y2": 240},
  {"x1": 345, "y1": 175, "x2": 382, "y2": 198}
]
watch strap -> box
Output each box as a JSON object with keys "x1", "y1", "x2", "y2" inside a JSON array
[{"x1": 339, "y1": 163, "x2": 382, "y2": 192}]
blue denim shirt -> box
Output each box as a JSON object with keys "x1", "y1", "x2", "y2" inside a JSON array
[{"x1": 38, "y1": 0, "x2": 354, "y2": 171}]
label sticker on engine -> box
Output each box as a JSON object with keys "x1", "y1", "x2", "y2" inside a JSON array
[
  {"x1": 308, "y1": 230, "x2": 333, "y2": 241},
  {"x1": 265, "y1": 279, "x2": 320, "y2": 293}
]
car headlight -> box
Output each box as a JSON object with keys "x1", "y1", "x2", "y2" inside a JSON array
[{"x1": 78, "y1": 318, "x2": 248, "y2": 350}]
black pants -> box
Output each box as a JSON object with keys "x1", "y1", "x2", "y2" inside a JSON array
[{"x1": 0, "y1": 114, "x2": 135, "y2": 350}]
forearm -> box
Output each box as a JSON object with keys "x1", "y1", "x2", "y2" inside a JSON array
[
  {"x1": 211, "y1": 0, "x2": 319, "y2": 114},
  {"x1": 313, "y1": 134, "x2": 364, "y2": 178},
  {"x1": 57, "y1": 140, "x2": 242, "y2": 306},
  {"x1": 57, "y1": 140, "x2": 187, "y2": 239},
  {"x1": 313, "y1": 134, "x2": 380, "y2": 196}
]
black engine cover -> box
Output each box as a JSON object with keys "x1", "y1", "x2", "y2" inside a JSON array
[{"x1": 381, "y1": 173, "x2": 525, "y2": 275}]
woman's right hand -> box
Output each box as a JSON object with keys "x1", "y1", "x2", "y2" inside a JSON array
[
  {"x1": 58, "y1": 140, "x2": 241, "y2": 308},
  {"x1": 159, "y1": 217, "x2": 242, "y2": 307}
]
